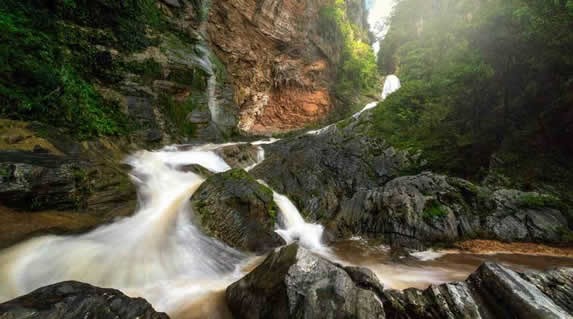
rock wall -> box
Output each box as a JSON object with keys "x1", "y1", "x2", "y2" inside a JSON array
[{"x1": 207, "y1": 0, "x2": 368, "y2": 134}]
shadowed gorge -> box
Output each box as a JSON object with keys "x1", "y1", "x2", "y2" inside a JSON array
[{"x1": 0, "y1": 0, "x2": 572, "y2": 318}]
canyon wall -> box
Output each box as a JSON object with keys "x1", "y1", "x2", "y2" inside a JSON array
[{"x1": 207, "y1": 0, "x2": 369, "y2": 134}]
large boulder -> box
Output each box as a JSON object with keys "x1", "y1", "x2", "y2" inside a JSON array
[
  {"x1": 226, "y1": 244, "x2": 385, "y2": 319},
  {"x1": 191, "y1": 168, "x2": 284, "y2": 253},
  {"x1": 0, "y1": 152, "x2": 87, "y2": 211},
  {"x1": 0, "y1": 281, "x2": 168, "y2": 319},
  {"x1": 341, "y1": 172, "x2": 569, "y2": 247},
  {"x1": 255, "y1": 122, "x2": 570, "y2": 247},
  {"x1": 383, "y1": 263, "x2": 572, "y2": 319},
  {"x1": 251, "y1": 122, "x2": 411, "y2": 226}
]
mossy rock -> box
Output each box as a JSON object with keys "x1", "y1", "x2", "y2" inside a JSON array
[{"x1": 190, "y1": 169, "x2": 284, "y2": 253}]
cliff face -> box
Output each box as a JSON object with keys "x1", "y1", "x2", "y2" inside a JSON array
[{"x1": 207, "y1": 0, "x2": 368, "y2": 134}]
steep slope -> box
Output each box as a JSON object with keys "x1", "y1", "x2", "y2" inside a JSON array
[{"x1": 208, "y1": 0, "x2": 373, "y2": 134}]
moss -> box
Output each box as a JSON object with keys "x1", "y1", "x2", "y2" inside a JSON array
[
  {"x1": 159, "y1": 94, "x2": 197, "y2": 137},
  {"x1": 0, "y1": 2, "x2": 131, "y2": 139},
  {"x1": 268, "y1": 203, "x2": 278, "y2": 223},
  {"x1": 167, "y1": 67, "x2": 209, "y2": 90},
  {"x1": 423, "y1": 201, "x2": 448, "y2": 219},
  {"x1": 517, "y1": 193, "x2": 562, "y2": 210},
  {"x1": 122, "y1": 59, "x2": 163, "y2": 83}
]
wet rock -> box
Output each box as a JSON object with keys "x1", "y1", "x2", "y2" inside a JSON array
[
  {"x1": 0, "y1": 281, "x2": 168, "y2": 319},
  {"x1": 344, "y1": 266, "x2": 385, "y2": 298},
  {"x1": 382, "y1": 263, "x2": 572, "y2": 319},
  {"x1": 178, "y1": 164, "x2": 214, "y2": 177},
  {"x1": 215, "y1": 144, "x2": 261, "y2": 169},
  {"x1": 190, "y1": 168, "x2": 284, "y2": 253},
  {"x1": 226, "y1": 244, "x2": 385, "y2": 319},
  {"x1": 254, "y1": 124, "x2": 570, "y2": 247},
  {"x1": 468, "y1": 262, "x2": 570, "y2": 318},
  {"x1": 252, "y1": 123, "x2": 409, "y2": 228},
  {"x1": 0, "y1": 152, "x2": 86, "y2": 211},
  {"x1": 520, "y1": 267, "x2": 573, "y2": 314}
]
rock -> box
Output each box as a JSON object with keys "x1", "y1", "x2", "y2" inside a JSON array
[
  {"x1": 190, "y1": 168, "x2": 284, "y2": 253},
  {"x1": 226, "y1": 244, "x2": 385, "y2": 319},
  {"x1": 344, "y1": 266, "x2": 385, "y2": 299},
  {"x1": 187, "y1": 110, "x2": 211, "y2": 124},
  {"x1": 3, "y1": 135, "x2": 25, "y2": 145},
  {"x1": 0, "y1": 281, "x2": 168, "y2": 319},
  {"x1": 161, "y1": 0, "x2": 181, "y2": 8},
  {"x1": 207, "y1": 0, "x2": 369, "y2": 133},
  {"x1": 145, "y1": 129, "x2": 163, "y2": 143},
  {"x1": 382, "y1": 263, "x2": 572, "y2": 319},
  {"x1": 520, "y1": 267, "x2": 573, "y2": 315},
  {"x1": 0, "y1": 152, "x2": 87, "y2": 211},
  {"x1": 32, "y1": 145, "x2": 49, "y2": 153},
  {"x1": 485, "y1": 189, "x2": 568, "y2": 242},
  {"x1": 253, "y1": 124, "x2": 570, "y2": 247},
  {"x1": 252, "y1": 123, "x2": 410, "y2": 228},
  {"x1": 178, "y1": 164, "x2": 214, "y2": 177},
  {"x1": 467, "y1": 262, "x2": 570, "y2": 318},
  {"x1": 215, "y1": 143, "x2": 261, "y2": 169}
]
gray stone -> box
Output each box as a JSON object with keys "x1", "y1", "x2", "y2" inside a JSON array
[
  {"x1": 226, "y1": 244, "x2": 385, "y2": 319},
  {"x1": 0, "y1": 281, "x2": 168, "y2": 319}
]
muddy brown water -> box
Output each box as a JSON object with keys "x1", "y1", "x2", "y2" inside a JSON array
[{"x1": 331, "y1": 239, "x2": 573, "y2": 290}]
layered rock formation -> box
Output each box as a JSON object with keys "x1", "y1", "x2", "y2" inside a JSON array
[
  {"x1": 207, "y1": 0, "x2": 368, "y2": 134},
  {"x1": 0, "y1": 120, "x2": 136, "y2": 248},
  {"x1": 0, "y1": 281, "x2": 168, "y2": 319},
  {"x1": 226, "y1": 244, "x2": 573, "y2": 319}
]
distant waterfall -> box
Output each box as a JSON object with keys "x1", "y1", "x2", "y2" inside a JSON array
[{"x1": 382, "y1": 74, "x2": 401, "y2": 99}]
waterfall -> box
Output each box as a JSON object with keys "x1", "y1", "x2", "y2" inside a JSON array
[
  {"x1": 382, "y1": 74, "x2": 401, "y2": 99},
  {"x1": 273, "y1": 192, "x2": 326, "y2": 253},
  {"x1": 0, "y1": 138, "x2": 325, "y2": 314}
]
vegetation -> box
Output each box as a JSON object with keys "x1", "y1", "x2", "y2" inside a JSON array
[
  {"x1": 372, "y1": 0, "x2": 573, "y2": 198},
  {"x1": 518, "y1": 193, "x2": 562, "y2": 209},
  {"x1": 0, "y1": 0, "x2": 166, "y2": 138},
  {"x1": 319, "y1": 0, "x2": 378, "y2": 101},
  {"x1": 423, "y1": 201, "x2": 449, "y2": 219}
]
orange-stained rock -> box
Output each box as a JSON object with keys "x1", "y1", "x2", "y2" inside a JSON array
[{"x1": 207, "y1": 0, "x2": 365, "y2": 134}]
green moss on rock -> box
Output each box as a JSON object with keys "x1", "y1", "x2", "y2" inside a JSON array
[{"x1": 190, "y1": 169, "x2": 284, "y2": 253}]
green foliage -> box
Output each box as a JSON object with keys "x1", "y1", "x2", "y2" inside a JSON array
[
  {"x1": 54, "y1": 0, "x2": 162, "y2": 52},
  {"x1": 423, "y1": 201, "x2": 448, "y2": 219},
  {"x1": 0, "y1": 4, "x2": 129, "y2": 138},
  {"x1": 0, "y1": 0, "x2": 170, "y2": 139},
  {"x1": 517, "y1": 193, "x2": 562, "y2": 209},
  {"x1": 160, "y1": 94, "x2": 197, "y2": 137},
  {"x1": 319, "y1": 0, "x2": 377, "y2": 101},
  {"x1": 373, "y1": 0, "x2": 573, "y2": 182}
]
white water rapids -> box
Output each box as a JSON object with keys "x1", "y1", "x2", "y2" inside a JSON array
[{"x1": 0, "y1": 76, "x2": 402, "y2": 315}]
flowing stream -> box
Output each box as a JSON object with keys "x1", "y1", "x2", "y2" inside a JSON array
[
  {"x1": 1, "y1": 75, "x2": 569, "y2": 317},
  {"x1": 0, "y1": 140, "x2": 327, "y2": 314},
  {"x1": 0, "y1": 75, "x2": 400, "y2": 315}
]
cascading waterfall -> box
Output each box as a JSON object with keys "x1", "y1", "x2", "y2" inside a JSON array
[
  {"x1": 381, "y1": 74, "x2": 401, "y2": 100},
  {"x1": 0, "y1": 139, "x2": 326, "y2": 314},
  {"x1": 0, "y1": 77, "x2": 399, "y2": 315}
]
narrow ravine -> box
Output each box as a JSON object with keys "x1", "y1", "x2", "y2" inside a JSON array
[
  {"x1": 1, "y1": 75, "x2": 570, "y2": 318},
  {"x1": 0, "y1": 75, "x2": 402, "y2": 315}
]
